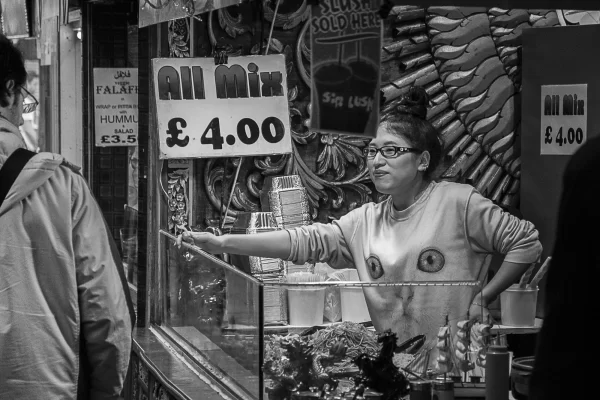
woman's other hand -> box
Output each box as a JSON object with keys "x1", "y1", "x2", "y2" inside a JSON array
[
  {"x1": 176, "y1": 231, "x2": 222, "y2": 254},
  {"x1": 468, "y1": 301, "x2": 492, "y2": 325}
]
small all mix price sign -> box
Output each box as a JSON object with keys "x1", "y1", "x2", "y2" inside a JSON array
[
  {"x1": 540, "y1": 84, "x2": 587, "y2": 155},
  {"x1": 152, "y1": 55, "x2": 292, "y2": 159}
]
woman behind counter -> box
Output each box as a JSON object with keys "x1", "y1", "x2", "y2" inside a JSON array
[{"x1": 177, "y1": 86, "x2": 542, "y2": 350}]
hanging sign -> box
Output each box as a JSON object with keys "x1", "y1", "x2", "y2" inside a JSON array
[
  {"x1": 540, "y1": 84, "x2": 587, "y2": 155},
  {"x1": 153, "y1": 54, "x2": 292, "y2": 159},
  {"x1": 93, "y1": 68, "x2": 138, "y2": 147},
  {"x1": 310, "y1": 0, "x2": 383, "y2": 137},
  {"x1": 138, "y1": 0, "x2": 242, "y2": 28}
]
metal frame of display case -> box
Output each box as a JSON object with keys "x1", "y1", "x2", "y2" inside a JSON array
[{"x1": 157, "y1": 229, "x2": 265, "y2": 400}]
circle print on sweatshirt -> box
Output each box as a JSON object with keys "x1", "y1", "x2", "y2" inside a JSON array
[
  {"x1": 366, "y1": 255, "x2": 384, "y2": 279},
  {"x1": 417, "y1": 248, "x2": 445, "y2": 273}
]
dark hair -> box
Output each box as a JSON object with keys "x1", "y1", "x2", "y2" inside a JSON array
[
  {"x1": 380, "y1": 86, "x2": 444, "y2": 180},
  {"x1": 0, "y1": 34, "x2": 27, "y2": 108}
]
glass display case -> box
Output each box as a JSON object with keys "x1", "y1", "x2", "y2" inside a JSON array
[{"x1": 156, "y1": 229, "x2": 485, "y2": 400}]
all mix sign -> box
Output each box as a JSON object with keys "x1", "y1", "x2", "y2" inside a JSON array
[
  {"x1": 540, "y1": 84, "x2": 587, "y2": 155},
  {"x1": 152, "y1": 55, "x2": 292, "y2": 159}
]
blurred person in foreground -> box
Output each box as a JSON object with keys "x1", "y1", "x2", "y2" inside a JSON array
[
  {"x1": 0, "y1": 34, "x2": 134, "y2": 399},
  {"x1": 529, "y1": 136, "x2": 600, "y2": 400}
]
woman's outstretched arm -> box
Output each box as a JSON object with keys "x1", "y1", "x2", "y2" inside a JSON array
[{"x1": 177, "y1": 229, "x2": 292, "y2": 260}]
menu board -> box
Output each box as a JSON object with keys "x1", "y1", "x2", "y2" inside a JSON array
[
  {"x1": 153, "y1": 55, "x2": 292, "y2": 159},
  {"x1": 93, "y1": 68, "x2": 138, "y2": 147}
]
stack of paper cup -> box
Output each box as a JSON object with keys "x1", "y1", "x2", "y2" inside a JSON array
[
  {"x1": 229, "y1": 212, "x2": 285, "y2": 276},
  {"x1": 228, "y1": 212, "x2": 287, "y2": 325},
  {"x1": 261, "y1": 175, "x2": 312, "y2": 228},
  {"x1": 261, "y1": 175, "x2": 314, "y2": 275},
  {"x1": 286, "y1": 272, "x2": 326, "y2": 326}
]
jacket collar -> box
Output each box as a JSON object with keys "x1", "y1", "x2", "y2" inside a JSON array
[
  {"x1": 0, "y1": 116, "x2": 65, "y2": 216},
  {"x1": 0, "y1": 115, "x2": 27, "y2": 165}
]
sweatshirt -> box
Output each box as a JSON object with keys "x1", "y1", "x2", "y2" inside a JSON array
[{"x1": 287, "y1": 181, "x2": 542, "y2": 346}]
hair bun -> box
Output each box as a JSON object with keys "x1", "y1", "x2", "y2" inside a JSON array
[{"x1": 396, "y1": 86, "x2": 429, "y2": 120}]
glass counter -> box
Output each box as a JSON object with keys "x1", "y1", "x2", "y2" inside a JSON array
[{"x1": 157, "y1": 230, "x2": 485, "y2": 400}]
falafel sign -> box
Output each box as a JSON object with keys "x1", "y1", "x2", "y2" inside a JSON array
[
  {"x1": 310, "y1": 0, "x2": 383, "y2": 137},
  {"x1": 152, "y1": 55, "x2": 292, "y2": 159},
  {"x1": 93, "y1": 68, "x2": 138, "y2": 147}
]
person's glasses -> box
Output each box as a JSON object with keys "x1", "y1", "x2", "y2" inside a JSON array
[
  {"x1": 363, "y1": 145, "x2": 421, "y2": 159},
  {"x1": 20, "y1": 86, "x2": 39, "y2": 114}
]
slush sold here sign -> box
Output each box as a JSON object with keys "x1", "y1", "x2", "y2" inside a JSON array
[{"x1": 152, "y1": 55, "x2": 292, "y2": 159}]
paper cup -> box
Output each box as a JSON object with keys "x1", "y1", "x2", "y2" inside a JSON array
[
  {"x1": 333, "y1": 269, "x2": 371, "y2": 323},
  {"x1": 288, "y1": 288, "x2": 326, "y2": 326},
  {"x1": 500, "y1": 284, "x2": 538, "y2": 327},
  {"x1": 286, "y1": 273, "x2": 326, "y2": 326}
]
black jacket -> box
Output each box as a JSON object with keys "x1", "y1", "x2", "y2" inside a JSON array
[{"x1": 529, "y1": 136, "x2": 600, "y2": 399}]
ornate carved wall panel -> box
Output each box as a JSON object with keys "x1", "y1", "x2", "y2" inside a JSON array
[{"x1": 163, "y1": 2, "x2": 594, "y2": 227}]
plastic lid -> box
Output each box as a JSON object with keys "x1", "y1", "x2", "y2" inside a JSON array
[
  {"x1": 488, "y1": 345, "x2": 508, "y2": 353},
  {"x1": 507, "y1": 284, "x2": 538, "y2": 292},
  {"x1": 409, "y1": 380, "x2": 432, "y2": 389}
]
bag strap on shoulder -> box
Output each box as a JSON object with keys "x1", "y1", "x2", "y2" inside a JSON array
[{"x1": 0, "y1": 148, "x2": 36, "y2": 209}]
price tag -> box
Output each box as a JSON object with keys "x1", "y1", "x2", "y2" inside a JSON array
[
  {"x1": 99, "y1": 134, "x2": 138, "y2": 145},
  {"x1": 153, "y1": 55, "x2": 292, "y2": 159},
  {"x1": 540, "y1": 84, "x2": 587, "y2": 155}
]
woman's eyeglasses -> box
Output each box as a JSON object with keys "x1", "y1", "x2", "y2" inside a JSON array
[
  {"x1": 363, "y1": 145, "x2": 421, "y2": 159},
  {"x1": 20, "y1": 87, "x2": 39, "y2": 114}
]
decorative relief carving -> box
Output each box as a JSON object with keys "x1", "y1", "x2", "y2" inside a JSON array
[
  {"x1": 139, "y1": 363, "x2": 149, "y2": 386},
  {"x1": 167, "y1": 18, "x2": 190, "y2": 57},
  {"x1": 166, "y1": 16, "x2": 193, "y2": 234},
  {"x1": 167, "y1": 165, "x2": 190, "y2": 233},
  {"x1": 263, "y1": 0, "x2": 310, "y2": 30}
]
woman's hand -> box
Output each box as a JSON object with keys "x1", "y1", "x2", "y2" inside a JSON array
[
  {"x1": 176, "y1": 230, "x2": 223, "y2": 254},
  {"x1": 468, "y1": 301, "x2": 492, "y2": 325}
]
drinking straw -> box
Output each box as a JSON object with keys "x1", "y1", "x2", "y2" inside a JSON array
[
  {"x1": 518, "y1": 263, "x2": 536, "y2": 289},
  {"x1": 529, "y1": 257, "x2": 552, "y2": 289}
]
